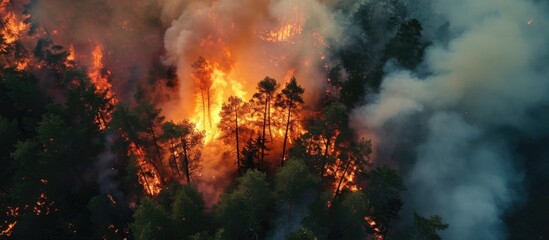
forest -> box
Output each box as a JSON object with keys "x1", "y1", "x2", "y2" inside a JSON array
[{"x1": 1, "y1": 0, "x2": 548, "y2": 239}]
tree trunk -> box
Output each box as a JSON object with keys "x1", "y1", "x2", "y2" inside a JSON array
[
  {"x1": 181, "y1": 138, "x2": 191, "y2": 184},
  {"x1": 149, "y1": 127, "x2": 162, "y2": 165},
  {"x1": 207, "y1": 89, "x2": 212, "y2": 129},
  {"x1": 268, "y1": 97, "x2": 273, "y2": 141},
  {"x1": 260, "y1": 95, "x2": 268, "y2": 163},
  {"x1": 280, "y1": 102, "x2": 292, "y2": 167},
  {"x1": 201, "y1": 90, "x2": 206, "y2": 129},
  {"x1": 320, "y1": 138, "x2": 331, "y2": 177},
  {"x1": 235, "y1": 106, "x2": 241, "y2": 171},
  {"x1": 334, "y1": 158, "x2": 352, "y2": 198}
]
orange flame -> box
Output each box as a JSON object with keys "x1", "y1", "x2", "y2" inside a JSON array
[
  {"x1": 364, "y1": 216, "x2": 384, "y2": 240},
  {"x1": 0, "y1": 10, "x2": 26, "y2": 44},
  {"x1": 129, "y1": 143, "x2": 162, "y2": 196},
  {"x1": 89, "y1": 44, "x2": 116, "y2": 130}
]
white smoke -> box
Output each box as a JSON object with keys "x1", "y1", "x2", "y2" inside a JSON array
[{"x1": 352, "y1": 0, "x2": 549, "y2": 239}]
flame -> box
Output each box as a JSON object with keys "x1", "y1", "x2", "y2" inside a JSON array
[
  {"x1": 364, "y1": 216, "x2": 383, "y2": 240},
  {"x1": 89, "y1": 44, "x2": 116, "y2": 130},
  {"x1": 0, "y1": 221, "x2": 16, "y2": 237},
  {"x1": 0, "y1": 206, "x2": 19, "y2": 237},
  {"x1": 261, "y1": 23, "x2": 303, "y2": 43},
  {"x1": 129, "y1": 143, "x2": 162, "y2": 196},
  {"x1": 64, "y1": 44, "x2": 75, "y2": 67},
  {"x1": 0, "y1": 8, "x2": 26, "y2": 44},
  {"x1": 190, "y1": 58, "x2": 247, "y2": 143}
]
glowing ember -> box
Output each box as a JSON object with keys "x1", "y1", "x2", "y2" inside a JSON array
[
  {"x1": 364, "y1": 216, "x2": 383, "y2": 240},
  {"x1": 65, "y1": 44, "x2": 75, "y2": 67}
]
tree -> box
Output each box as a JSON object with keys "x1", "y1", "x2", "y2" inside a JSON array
[
  {"x1": 382, "y1": 18, "x2": 429, "y2": 70},
  {"x1": 274, "y1": 159, "x2": 319, "y2": 223},
  {"x1": 252, "y1": 76, "x2": 279, "y2": 164},
  {"x1": 215, "y1": 170, "x2": 272, "y2": 239},
  {"x1": 336, "y1": 191, "x2": 370, "y2": 239},
  {"x1": 286, "y1": 228, "x2": 317, "y2": 240},
  {"x1": 171, "y1": 185, "x2": 207, "y2": 238},
  {"x1": 365, "y1": 166, "x2": 406, "y2": 237},
  {"x1": 218, "y1": 96, "x2": 250, "y2": 171},
  {"x1": 161, "y1": 120, "x2": 204, "y2": 184},
  {"x1": 134, "y1": 100, "x2": 166, "y2": 168},
  {"x1": 191, "y1": 56, "x2": 214, "y2": 129},
  {"x1": 399, "y1": 214, "x2": 448, "y2": 240},
  {"x1": 314, "y1": 102, "x2": 348, "y2": 177},
  {"x1": 334, "y1": 138, "x2": 372, "y2": 197},
  {"x1": 130, "y1": 199, "x2": 173, "y2": 240},
  {"x1": 275, "y1": 77, "x2": 304, "y2": 167}
]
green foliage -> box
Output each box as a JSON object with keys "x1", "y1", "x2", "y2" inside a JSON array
[
  {"x1": 399, "y1": 213, "x2": 449, "y2": 240},
  {"x1": 274, "y1": 158, "x2": 319, "y2": 205},
  {"x1": 131, "y1": 199, "x2": 173, "y2": 240},
  {"x1": 336, "y1": 191, "x2": 370, "y2": 239},
  {"x1": 286, "y1": 228, "x2": 317, "y2": 240},
  {"x1": 215, "y1": 170, "x2": 272, "y2": 239},
  {"x1": 382, "y1": 18, "x2": 429, "y2": 70}
]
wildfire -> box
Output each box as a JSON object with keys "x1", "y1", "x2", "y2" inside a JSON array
[
  {"x1": 326, "y1": 162, "x2": 360, "y2": 193},
  {"x1": 0, "y1": 7, "x2": 26, "y2": 44},
  {"x1": 89, "y1": 44, "x2": 116, "y2": 130},
  {"x1": 129, "y1": 143, "x2": 162, "y2": 196},
  {"x1": 65, "y1": 44, "x2": 75, "y2": 67},
  {"x1": 190, "y1": 58, "x2": 247, "y2": 143},
  {"x1": 261, "y1": 23, "x2": 303, "y2": 43},
  {"x1": 365, "y1": 216, "x2": 383, "y2": 240},
  {"x1": 0, "y1": 206, "x2": 19, "y2": 237}
]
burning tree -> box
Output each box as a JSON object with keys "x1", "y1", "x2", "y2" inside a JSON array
[
  {"x1": 275, "y1": 76, "x2": 304, "y2": 167},
  {"x1": 161, "y1": 120, "x2": 204, "y2": 184},
  {"x1": 191, "y1": 56, "x2": 214, "y2": 129},
  {"x1": 251, "y1": 76, "x2": 279, "y2": 164},
  {"x1": 218, "y1": 96, "x2": 251, "y2": 172}
]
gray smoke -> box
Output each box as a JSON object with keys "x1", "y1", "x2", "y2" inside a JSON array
[{"x1": 352, "y1": 0, "x2": 549, "y2": 239}]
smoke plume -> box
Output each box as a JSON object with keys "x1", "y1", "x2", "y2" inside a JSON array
[
  {"x1": 161, "y1": 0, "x2": 344, "y2": 204},
  {"x1": 352, "y1": 0, "x2": 549, "y2": 239}
]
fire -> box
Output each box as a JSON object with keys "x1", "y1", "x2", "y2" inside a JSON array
[
  {"x1": 0, "y1": 206, "x2": 19, "y2": 237},
  {"x1": 129, "y1": 143, "x2": 162, "y2": 196},
  {"x1": 190, "y1": 58, "x2": 247, "y2": 143},
  {"x1": 364, "y1": 216, "x2": 383, "y2": 240},
  {"x1": 0, "y1": 7, "x2": 26, "y2": 44},
  {"x1": 0, "y1": 221, "x2": 16, "y2": 237},
  {"x1": 89, "y1": 44, "x2": 116, "y2": 130},
  {"x1": 261, "y1": 23, "x2": 303, "y2": 43},
  {"x1": 65, "y1": 44, "x2": 75, "y2": 67}
]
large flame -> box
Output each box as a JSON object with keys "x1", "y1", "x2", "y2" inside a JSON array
[{"x1": 0, "y1": 3, "x2": 26, "y2": 44}]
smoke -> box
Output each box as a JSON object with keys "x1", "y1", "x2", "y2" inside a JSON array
[
  {"x1": 161, "y1": 0, "x2": 344, "y2": 204},
  {"x1": 25, "y1": 0, "x2": 168, "y2": 101},
  {"x1": 95, "y1": 134, "x2": 123, "y2": 200},
  {"x1": 161, "y1": 0, "x2": 343, "y2": 118},
  {"x1": 352, "y1": 0, "x2": 549, "y2": 239}
]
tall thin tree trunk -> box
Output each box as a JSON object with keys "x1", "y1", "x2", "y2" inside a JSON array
[
  {"x1": 280, "y1": 102, "x2": 292, "y2": 167},
  {"x1": 207, "y1": 89, "x2": 212, "y2": 129},
  {"x1": 334, "y1": 158, "x2": 352, "y2": 198},
  {"x1": 261, "y1": 96, "x2": 268, "y2": 163},
  {"x1": 201, "y1": 90, "x2": 206, "y2": 129},
  {"x1": 235, "y1": 106, "x2": 241, "y2": 171},
  {"x1": 268, "y1": 97, "x2": 273, "y2": 141},
  {"x1": 181, "y1": 138, "x2": 191, "y2": 184},
  {"x1": 320, "y1": 138, "x2": 331, "y2": 177}
]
